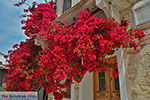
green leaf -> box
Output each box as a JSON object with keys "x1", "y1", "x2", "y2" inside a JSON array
[
  {"x1": 127, "y1": 43, "x2": 130, "y2": 47},
  {"x1": 73, "y1": 17, "x2": 77, "y2": 21},
  {"x1": 72, "y1": 58, "x2": 78, "y2": 62},
  {"x1": 70, "y1": 39, "x2": 76, "y2": 43},
  {"x1": 91, "y1": 6, "x2": 96, "y2": 10},
  {"x1": 70, "y1": 64, "x2": 76, "y2": 67},
  {"x1": 104, "y1": 63, "x2": 110, "y2": 67}
]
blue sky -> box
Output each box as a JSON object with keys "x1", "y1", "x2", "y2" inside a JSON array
[{"x1": 0, "y1": 0, "x2": 43, "y2": 54}]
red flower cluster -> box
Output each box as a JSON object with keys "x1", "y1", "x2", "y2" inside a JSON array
[
  {"x1": 21, "y1": 1, "x2": 56, "y2": 37},
  {"x1": 4, "y1": 2, "x2": 145, "y2": 100},
  {"x1": 5, "y1": 39, "x2": 42, "y2": 91}
]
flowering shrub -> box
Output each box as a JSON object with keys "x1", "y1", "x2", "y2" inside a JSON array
[
  {"x1": 5, "y1": 39, "x2": 42, "y2": 91},
  {"x1": 4, "y1": 1, "x2": 145, "y2": 100},
  {"x1": 21, "y1": 1, "x2": 57, "y2": 37}
]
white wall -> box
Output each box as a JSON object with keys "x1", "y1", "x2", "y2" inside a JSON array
[
  {"x1": 72, "y1": 0, "x2": 81, "y2": 6},
  {"x1": 79, "y1": 72, "x2": 93, "y2": 100},
  {"x1": 0, "y1": 54, "x2": 5, "y2": 64}
]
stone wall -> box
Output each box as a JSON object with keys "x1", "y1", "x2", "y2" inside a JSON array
[
  {"x1": 121, "y1": 0, "x2": 150, "y2": 100},
  {"x1": 125, "y1": 45, "x2": 150, "y2": 100}
]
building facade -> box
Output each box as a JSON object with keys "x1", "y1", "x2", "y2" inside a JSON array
[
  {"x1": 42, "y1": 0, "x2": 150, "y2": 100},
  {"x1": 0, "y1": 52, "x2": 5, "y2": 64},
  {"x1": 0, "y1": 52, "x2": 8, "y2": 91}
]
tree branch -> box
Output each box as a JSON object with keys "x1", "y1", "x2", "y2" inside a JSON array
[{"x1": 25, "y1": 3, "x2": 30, "y2": 7}]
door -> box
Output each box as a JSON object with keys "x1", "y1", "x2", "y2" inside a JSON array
[{"x1": 94, "y1": 69, "x2": 120, "y2": 100}]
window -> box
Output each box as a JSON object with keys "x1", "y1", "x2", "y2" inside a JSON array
[
  {"x1": 99, "y1": 72, "x2": 106, "y2": 91},
  {"x1": 63, "y1": 0, "x2": 72, "y2": 12},
  {"x1": 114, "y1": 77, "x2": 120, "y2": 90}
]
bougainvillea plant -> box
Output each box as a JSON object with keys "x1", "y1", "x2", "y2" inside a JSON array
[
  {"x1": 4, "y1": 1, "x2": 145, "y2": 100},
  {"x1": 4, "y1": 39, "x2": 42, "y2": 91}
]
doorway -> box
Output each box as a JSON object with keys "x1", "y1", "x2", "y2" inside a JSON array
[{"x1": 93, "y1": 58, "x2": 120, "y2": 100}]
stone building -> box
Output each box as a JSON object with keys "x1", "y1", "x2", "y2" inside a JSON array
[
  {"x1": 0, "y1": 52, "x2": 5, "y2": 64},
  {"x1": 0, "y1": 52, "x2": 8, "y2": 91},
  {"x1": 38, "y1": 0, "x2": 150, "y2": 100}
]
